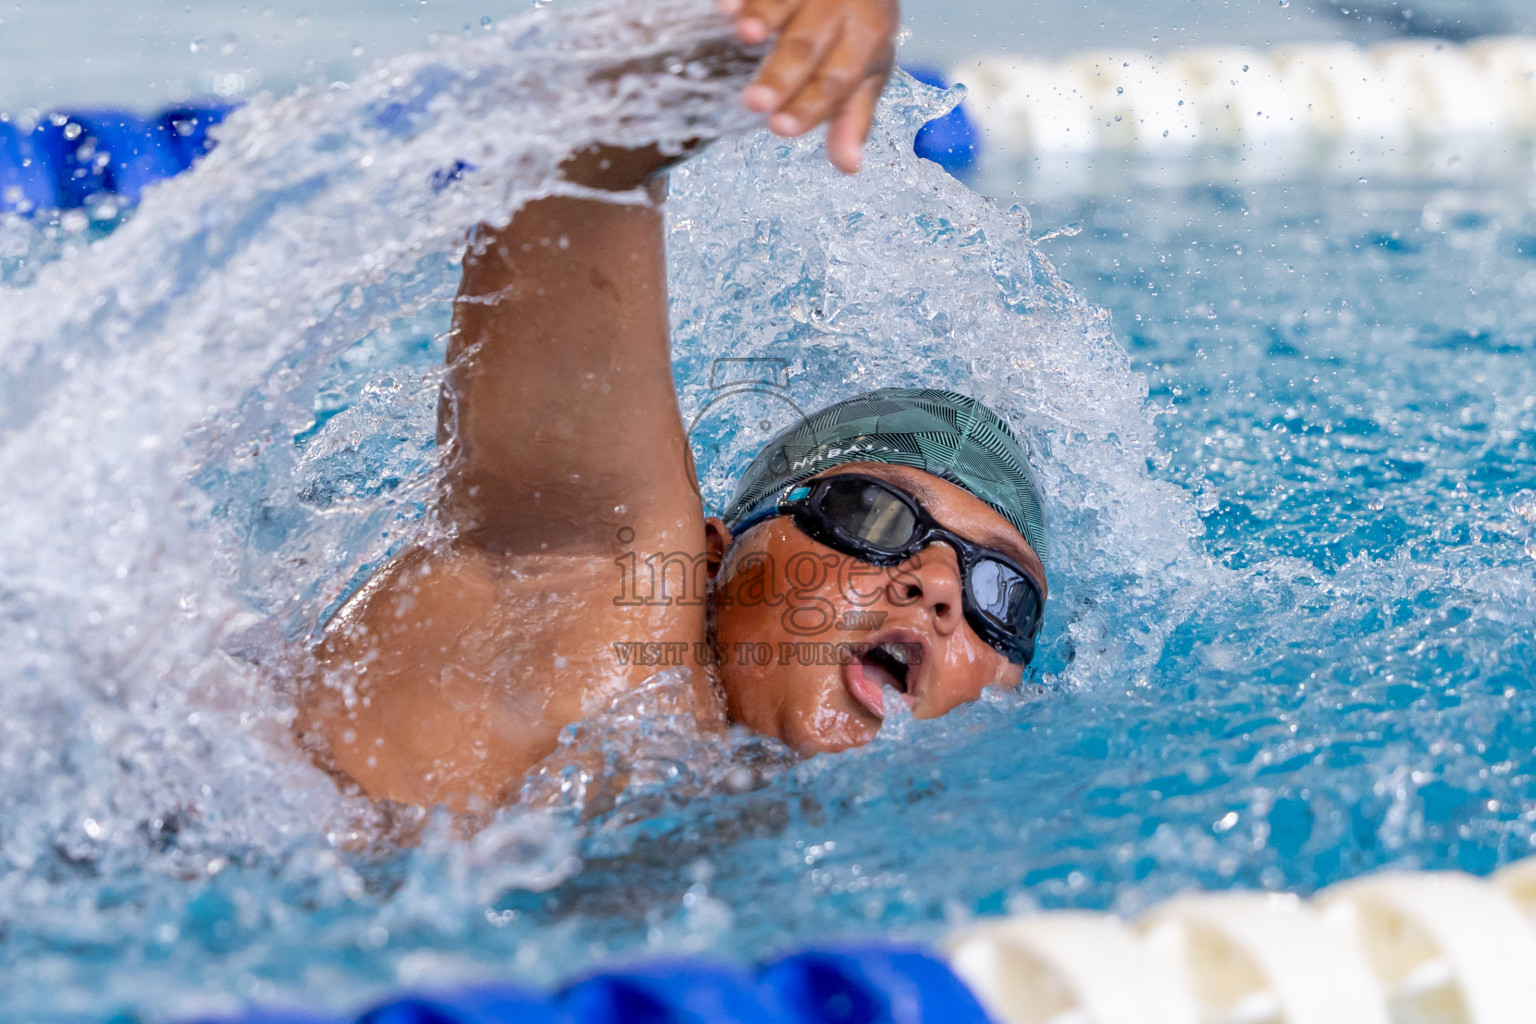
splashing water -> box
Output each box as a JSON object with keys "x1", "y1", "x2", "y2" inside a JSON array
[
  {"x1": 0, "y1": 0, "x2": 783, "y2": 1012},
  {"x1": 0, "y1": 0, "x2": 1190, "y2": 1002},
  {"x1": 0, "y1": 0, "x2": 768, "y2": 863},
  {"x1": 6, "y1": 0, "x2": 1533, "y2": 1019}
]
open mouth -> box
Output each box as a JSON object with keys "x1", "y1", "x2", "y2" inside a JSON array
[
  {"x1": 859, "y1": 642, "x2": 913, "y2": 695},
  {"x1": 842, "y1": 639, "x2": 922, "y2": 720}
]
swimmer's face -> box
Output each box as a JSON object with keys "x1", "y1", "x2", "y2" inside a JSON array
[{"x1": 708, "y1": 462, "x2": 1047, "y2": 755}]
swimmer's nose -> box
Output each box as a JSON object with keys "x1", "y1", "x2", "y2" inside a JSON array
[{"x1": 887, "y1": 548, "x2": 964, "y2": 636}]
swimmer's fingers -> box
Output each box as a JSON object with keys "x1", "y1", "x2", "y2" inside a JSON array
[
  {"x1": 826, "y1": 74, "x2": 884, "y2": 173},
  {"x1": 742, "y1": 5, "x2": 846, "y2": 117},
  {"x1": 725, "y1": 0, "x2": 800, "y2": 46},
  {"x1": 770, "y1": 28, "x2": 891, "y2": 171},
  {"x1": 736, "y1": 0, "x2": 896, "y2": 172}
]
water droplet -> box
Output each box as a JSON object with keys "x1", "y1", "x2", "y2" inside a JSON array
[
  {"x1": 213, "y1": 72, "x2": 247, "y2": 97},
  {"x1": 189, "y1": 37, "x2": 205, "y2": 53}
]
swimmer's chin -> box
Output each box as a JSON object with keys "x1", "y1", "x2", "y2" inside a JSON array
[{"x1": 777, "y1": 706, "x2": 881, "y2": 756}]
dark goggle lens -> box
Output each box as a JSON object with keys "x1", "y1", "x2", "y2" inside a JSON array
[
  {"x1": 815, "y1": 479, "x2": 918, "y2": 552},
  {"x1": 967, "y1": 556, "x2": 1042, "y2": 637},
  {"x1": 805, "y1": 476, "x2": 1043, "y2": 662}
]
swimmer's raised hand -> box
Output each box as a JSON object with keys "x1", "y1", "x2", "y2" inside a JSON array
[{"x1": 723, "y1": 0, "x2": 898, "y2": 174}]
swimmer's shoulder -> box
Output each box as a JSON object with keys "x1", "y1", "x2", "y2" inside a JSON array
[{"x1": 306, "y1": 540, "x2": 720, "y2": 804}]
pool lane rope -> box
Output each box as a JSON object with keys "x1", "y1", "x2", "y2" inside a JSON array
[
  {"x1": 13, "y1": 36, "x2": 1535, "y2": 215},
  {"x1": 0, "y1": 67, "x2": 978, "y2": 220},
  {"x1": 195, "y1": 856, "x2": 1536, "y2": 1024},
  {"x1": 946, "y1": 857, "x2": 1536, "y2": 1024},
  {"x1": 7, "y1": 33, "x2": 1536, "y2": 217},
  {"x1": 950, "y1": 36, "x2": 1536, "y2": 157}
]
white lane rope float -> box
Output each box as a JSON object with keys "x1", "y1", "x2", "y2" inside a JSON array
[
  {"x1": 950, "y1": 36, "x2": 1536, "y2": 156},
  {"x1": 944, "y1": 856, "x2": 1536, "y2": 1024}
]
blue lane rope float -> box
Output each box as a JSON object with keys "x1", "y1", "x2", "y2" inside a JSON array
[
  {"x1": 903, "y1": 66, "x2": 981, "y2": 176},
  {"x1": 0, "y1": 105, "x2": 231, "y2": 216},
  {"x1": 762, "y1": 947, "x2": 994, "y2": 1024},
  {"x1": 188, "y1": 946, "x2": 982, "y2": 1024},
  {"x1": 358, "y1": 985, "x2": 563, "y2": 1024},
  {"x1": 0, "y1": 120, "x2": 58, "y2": 214},
  {"x1": 561, "y1": 962, "x2": 781, "y2": 1024}
]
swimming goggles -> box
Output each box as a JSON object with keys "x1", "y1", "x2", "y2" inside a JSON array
[{"x1": 741, "y1": 473, "x2": 1044, "y2": 665}]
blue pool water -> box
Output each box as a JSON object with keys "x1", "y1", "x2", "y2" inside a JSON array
[{"x1": 3, "y1": 1, "x2": 1536, "y2": 1020}]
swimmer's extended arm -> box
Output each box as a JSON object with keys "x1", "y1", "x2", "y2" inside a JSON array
[
  {"x1": 301, "y1": 3, "x2": 901, "y2": 810},
  {"x1": 303, "y1": 156, "x2": 703, "y2": 809},
  {"x1": 440, "y1": 150, "x2": 697, "y2": 557},
  {"x1": 440, "y1": 0, "x2": 905, "y2": 548}
]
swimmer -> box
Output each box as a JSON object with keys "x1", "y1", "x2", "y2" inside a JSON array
[{"x1": 295, "y1": 0, "x2": 1049, "y2": 811}]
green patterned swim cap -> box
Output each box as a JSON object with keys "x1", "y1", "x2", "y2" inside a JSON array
[{"x1": 723, "y1": 388, "x2": 1049, "y2": 565}]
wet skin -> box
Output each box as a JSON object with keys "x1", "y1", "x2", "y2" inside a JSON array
[
  {"x1": 710, "y1": 461, "x2": 1047, "y2": 754},
  {"x1": 294, "y1": 0, "x2": 1045, "y2": 811}
]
